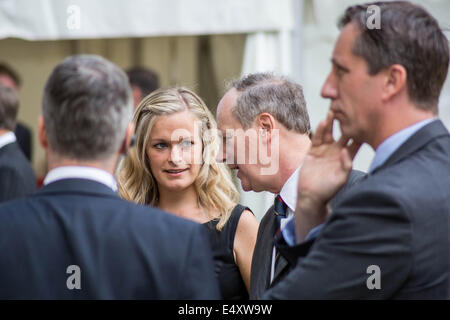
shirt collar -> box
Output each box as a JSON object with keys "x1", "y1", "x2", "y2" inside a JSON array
[
  {"x1": 279, "y1": 164, "x2": 302, "y2": 212},
  {"x1": 44, "y1": 166, "x2": 118, "y2": 192},
  {"x1": 0, "y1": 131, "x2": 17, "y2": 149},
  {"x1": 369, "y1": 118, "x2": 437, "y2": 173}
]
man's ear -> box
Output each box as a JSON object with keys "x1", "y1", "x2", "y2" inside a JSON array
[
  {"x1": 120, "y1": 123, "x2": 135, "y2": 155},
  {"x1": 256, "y1": 112, "x2": 275, "y2": 144},
  {"x1": 38, "y1": 115, "x2": 48, "y2": 150},
  {"x1": 382, "y1": 64, "x2": 407, "y2": 102}
]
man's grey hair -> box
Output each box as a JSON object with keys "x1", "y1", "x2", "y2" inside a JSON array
[
  {"x1": 228, "y1": 72, "x2": 311, "y2": 134},
  {"x1": 0, "y1": 84, "x2": 19, "y2": 131},
  {"x1": 42, "y1": 54, "x2": 133, "y2": 161}
]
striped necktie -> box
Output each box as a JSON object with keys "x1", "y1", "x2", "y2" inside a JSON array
[
  {"x1": 274, "y1": 194, "x2": 288, "y2": 234},
  {"x1": 272, "y1": 194, "x2": 288, "y2": 281}
]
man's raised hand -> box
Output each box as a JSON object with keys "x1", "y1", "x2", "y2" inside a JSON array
[{"x1": 295, "y1": 111, "x2": 361, "y2": 242}]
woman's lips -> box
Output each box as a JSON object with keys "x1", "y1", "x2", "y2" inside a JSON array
[{"x1": 164, "y1": 168, "x2": 188, "y2": 176}]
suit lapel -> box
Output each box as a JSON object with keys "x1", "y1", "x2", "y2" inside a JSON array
[
  {"x1": 256, "y1": 206, "x2": 291, "y2": 289},
  {"x1": 250, "y1": 205, "x2": 278, "y2": 299},
  {"x1": 260, "y1": 207, "x2": 278, "y2": 289},
  {"x1": 271, "y1": 252, "x2": 289, "y2": 285}
]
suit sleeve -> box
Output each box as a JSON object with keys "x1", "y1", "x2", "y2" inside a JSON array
[
  {"x1": 263, "y1": 190, "x2": 412, "y2": 299},
  {"x1": 179, "y1": 224, "x2": 221, "y2": 299}
]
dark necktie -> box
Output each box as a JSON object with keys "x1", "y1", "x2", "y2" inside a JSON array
[
  {"x1": 272, "y1": 195, "x2": 288, "y2": 281},
  {"x1": 274, "y1": 195, "x2": 288, "y2": 235}
]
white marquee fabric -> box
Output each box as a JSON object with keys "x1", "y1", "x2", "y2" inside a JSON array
[{"x1": 0, "y1": 0, "x2": 294, "y2": 40}]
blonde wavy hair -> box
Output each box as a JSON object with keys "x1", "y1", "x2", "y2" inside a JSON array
[{"x1": 117, "y1": 87, "x2": 239, "y2": 230}]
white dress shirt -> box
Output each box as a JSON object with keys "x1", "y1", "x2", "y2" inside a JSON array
[
  {"x1": 0, "y1": 131, "x2": 16, "y2": 150},
  {"x1": 369, "y1": 118, "x2": 436, "y2": 173},
  {"x1": 270, "y1": 165, "x2": 301, "y2": 283},
  {"x1": 43, "y1": 166, "x2": 118, "y2": 192}
]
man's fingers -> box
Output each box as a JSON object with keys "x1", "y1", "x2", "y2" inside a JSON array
[
  {"x1": 312, "y1": 111, "x2": 335, "y2": 146},
  {"x1": 312, "y1": 121, "x2": 326, "y2": 146},
  {"x1": 337, "y1": 134, "x2": 362, "y2": 160},
  {"x1": 337, "y1": 134, "x2": 350, "y2": 148},
  {"x1": 340, "y1": 148, "x2": 353, "y2": 172},
  {"x1": 322, "y1": 111, "x2": 335, "y2": 143}
]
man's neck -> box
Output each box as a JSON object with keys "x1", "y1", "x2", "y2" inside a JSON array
[
  {"x1": 0, "y1": 129, "x2": 11, "y2": 136},
  {"x1": 370, "y1": 105, "x2": 435, "y2": 150},
  {"x1": 272, "y1": 132, "x2": 311, "y2": 193},
  {"x1": 47, "y1": 154, "x2": 118, "y2": 176}
]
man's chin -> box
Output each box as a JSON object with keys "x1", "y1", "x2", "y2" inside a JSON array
[
  {"x1": 240, "y1": 183, "x2": 264, "y2": 193},
  {"x1": 239, "y1": 181, "x2": 254, "y2": 192}
]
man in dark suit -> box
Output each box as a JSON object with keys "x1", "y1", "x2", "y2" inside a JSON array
[
  {"x1": 0, "y1": 55, "x2": 220, "y2": 299},
  {"x1": 264, "y1": 1, "x2": 450, "y2": 299},
  {"x1": 216, "y1": 73, "x2": 364, "y2": 299},
  {"x1": 126, "y1": 66, "x2": 160, "y2": 109},
  {"x1": 0, "y1": 84, "x2": 36, "y2": 203},
  {"x1": 0, "y1": 63, "x2": 33, "y2": 161}
]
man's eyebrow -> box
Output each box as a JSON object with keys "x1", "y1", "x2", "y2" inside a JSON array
[{"x1": 331, "y1": 58, "x2": 350, "y2": 72}]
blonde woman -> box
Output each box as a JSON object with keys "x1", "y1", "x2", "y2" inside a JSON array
[{"x1": 118, "y1": 87, "x2": 259, "y2": 299}]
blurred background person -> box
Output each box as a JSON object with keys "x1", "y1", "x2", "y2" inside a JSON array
[
  {"x1": 126, "y1": 66, "x2": 160, "y2": 109},
  {"x1": 117, "y1": 87, "x2": 259, "y2": 300},
  {"x1": 0, "y1": 63, "x2": 33, "y2": 161},
  {"x1": 0, "y1": 83, "x2": 36, "y2": 203}
]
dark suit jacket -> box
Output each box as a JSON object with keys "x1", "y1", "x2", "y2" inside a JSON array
[
  {"x1": 250, "y1": 169, "x2": 365, "y2": 299},
  {"x1": 0, "y1": 178, "x2": 221, "y2": 299},
  {"x1": 264, "y1": 120, "x2": 450, "y2": 299},
  {"x1": 0, "y1": 141, "x2": 36, "y2": 203},
  {"x1": 15, "y1": 122, "x2": 32, "y2": 161}
]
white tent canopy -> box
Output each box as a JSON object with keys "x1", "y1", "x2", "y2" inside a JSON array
[{"x1": 0, "y1": 0, "x2": 294, "y2": 40}]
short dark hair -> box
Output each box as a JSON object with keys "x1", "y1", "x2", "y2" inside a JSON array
[
  {"x1": 0, "y1": 84, "x2": 19, "y2": 131},
  {"x1": 0, "y1": 63, "x2": 21, "y2": 88},
  {"x1": 228, "y1": 72, "x2": 311, "y2": 134},
  {"x1": 126, "y1": 67, "x2": 160, "y2": 97},
  {"x1": 339, "y1": 1, "x2": 449, "y2": 112},
  {"x1": 43, "y1": 55, "x2": 133, "y2": 161}
]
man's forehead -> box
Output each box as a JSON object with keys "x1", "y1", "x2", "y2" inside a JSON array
[
  {"x1": 217, "y1": 88, "x2": 239, "y2": 113},
  {"x1": 0, "y1": 74, "x2": 18, "y2": 90},
  {"x1": 332, "y1": 23, "x2": 359, "y2": 59},
  {"x1": 217, "y1": 89, "x2": 239, "y2": 122}
]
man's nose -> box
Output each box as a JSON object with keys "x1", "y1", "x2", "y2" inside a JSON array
[{"x1": 321, "y1": 72, "x2": 337, "y2": 99}]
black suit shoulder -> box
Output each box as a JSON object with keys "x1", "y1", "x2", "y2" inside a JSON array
[
  {"x1": 0, "y1": 142, "x2": 36, "y2": 202},
  {"x1": 15, "y1": 122, "x2": 32, "y2": 161},
  {"x1": 0, "y1": 186, "x2": 220, "y2": 299}
]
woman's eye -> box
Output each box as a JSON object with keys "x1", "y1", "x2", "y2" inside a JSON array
[
  {"x1": 180, "y1": 140, "x2": 193, "y2": 148},
  {"x1": 153, "y1": 143, "x2": 167, "y2": 149}
]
